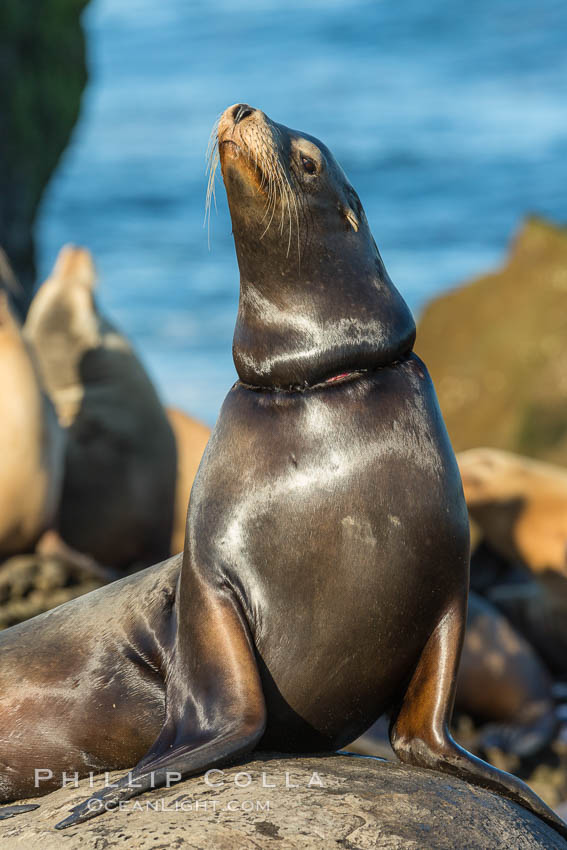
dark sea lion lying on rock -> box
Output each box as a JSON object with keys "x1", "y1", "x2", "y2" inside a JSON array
[
  {"x1": 0, "y1": 106, "x2": 565, "y2": 838},
  {"x1": 456, "y1": 592, "x2": 556, "y2": 757},
  {"x1": 24, "y1": 246, "x2": 177, "y2": 571}
]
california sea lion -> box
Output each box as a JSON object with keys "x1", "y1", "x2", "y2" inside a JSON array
[
  {"x1": 0, "y1": 105, "x2": 564, "y2": 838},
  {"x1": 166, "y1": 407, "x2": 210, "y2": 555},
  {"x1": 0, "y1": 261, "x2": 64, "y2": 557},
  {"x1": 24, "y1": 246, "x2": 177, "y2": 570},
  {"x1": 459, "y1": 447, "x2": 567, "y2": 676}
]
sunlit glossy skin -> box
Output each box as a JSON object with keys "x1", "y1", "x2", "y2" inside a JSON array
[
  {"x1": 192, "y1": 358, "x2": 464, "y2": 750},
  {"x1": 0, "y1": 105, "x2": 565, "y2": 838},
  {"x1": 0, "y1": 558, "x2": 176, "y2": 803}
]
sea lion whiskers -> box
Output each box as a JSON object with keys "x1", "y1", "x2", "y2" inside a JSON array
[
  {"x1": 205, "y1": 115, "x2": 222, "y2": 249},
  {"x1": 259, "y1": 145, "x2": 303, "y2": 263},
  {"x1": 266, "y1": 123, "x2": 303, "y2": 261}
]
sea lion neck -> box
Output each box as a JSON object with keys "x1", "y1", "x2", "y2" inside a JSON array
[{"x1": 232, "y1": 235, "x2": 415, "y2": 389}]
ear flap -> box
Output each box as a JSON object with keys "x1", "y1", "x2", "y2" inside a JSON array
[
  {"x1": 338, "y1": 201, "x2": 360, "y2": 233},
  {"x1": 344, "y1": 208, "x2": 359, "y2": 233},
  {"x1": 53, "y1": 244, "x2": 97, "y2": 290}
]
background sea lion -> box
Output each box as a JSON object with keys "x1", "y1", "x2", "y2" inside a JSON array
[
  {"x1": 459, "y1": 447, "x2": 567, "y2": 677},
  {"x1": 166, "y1": 407, "x2": 210, "y2": 554},
  {"x1": 453, "y1": 592, "x2": 556, "y2": 756},
  {"x1": 24, "y1": 245, "x2": 177, "y2": 570},
  {"x1": 0, "y1": 105, "x2": 564, "y2": 838},
  {"x1": 459, "y1": 447, "x2": 567, "y2": 575},
  {"x1": 0, "y1": 255, "x2": 64, "y2": 557}
]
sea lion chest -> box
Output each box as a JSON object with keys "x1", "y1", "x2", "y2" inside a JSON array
[{"x1": 188, "y1": 354, "x2": 469, "y2": 748}]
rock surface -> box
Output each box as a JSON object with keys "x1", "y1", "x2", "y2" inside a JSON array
[
  {"x1": 0, "y1": 754, "x2": 565, "y2": 849},
  {"x1": 0, "y1": 554, "x2": 103, "y2": 629},
  {"x1": 417, "y1": 217, "x2": 567, "y2": 465}
]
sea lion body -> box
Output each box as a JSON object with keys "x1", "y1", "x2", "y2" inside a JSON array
[
  {"x1": 0, "y1": 355, "x2": 461, "y2": 784},
  {"x1": 0, "y1": 289, "x2": 64, "y2": 556},
  {"x1": 0, "y1": 106, "x2": 564, "y2": 838},
  {"x1": 0, "y1": 557, "x2": 177, "y2": 796},
  {"x1": 24, "y1": 247, "x2": 177, "y2": 569},
  {"x1": 191, "y1": 359, "x2": 465, "y2": 749},
  {"x1": 166, "y1": 407, "x2": 210, "y2": 555}
]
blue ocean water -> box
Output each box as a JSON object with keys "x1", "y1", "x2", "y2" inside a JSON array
[{"x1": 37, "y1": 0, "x2": 567, "y2": 425}]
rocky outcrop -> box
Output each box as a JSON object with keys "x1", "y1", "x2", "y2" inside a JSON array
[
  {"x1": 0, "y1": 754, "x2": 564, "y2": 849},
  {"x1": 417, "y1": 217, "x2": 567, "y2": 466},
  {"x1": 0, "y1": 0, "x2": 89, "y2": 308},
  {"x1": 0, "y1": 554, "x2": 103, "y2": 629}
]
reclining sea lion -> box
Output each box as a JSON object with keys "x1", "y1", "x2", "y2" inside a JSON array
[{"x1": 459, "y1": 447, "x2": 567, "y2": 676}]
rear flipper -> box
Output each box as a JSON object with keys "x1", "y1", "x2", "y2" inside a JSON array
[
  {"x1": 55, "y1": 567, "x2": 266, "y2": 829},
  {"x1": 0, "y1": 804, "x2": 39, "y2": 820},
  {"x1": 390, "y1": 597, "x2": 567, "y2": 840}
]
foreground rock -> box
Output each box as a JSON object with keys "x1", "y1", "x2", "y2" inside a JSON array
[
  {"x1": 0, "y1": 754, "x2": 564, "y2": 849},
  {"x1": 417, "y1": 217, "x2": 567, "y2": 465}
]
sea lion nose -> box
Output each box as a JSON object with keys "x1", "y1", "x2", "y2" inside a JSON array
[{"x1": 233, "y1": 104, "x2": 254, "y2": 124}]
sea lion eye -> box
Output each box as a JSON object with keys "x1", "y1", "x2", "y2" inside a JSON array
[{"x1": 301, "y1": 155, "x2": 317, "y2": 175}]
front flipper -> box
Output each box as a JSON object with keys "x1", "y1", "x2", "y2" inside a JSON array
[
  {"x1": 389, "y1": 596, "x2": 567, "y2": 840},
  {"x1": 0, "y1": 804, "x2": 40, "y2": 820},
  {"x1": 56, "y1": 567, "x2": 266, "y2": 829}
]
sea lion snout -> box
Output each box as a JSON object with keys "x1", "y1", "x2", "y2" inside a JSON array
[
  {"x1": 217, "y1": 102, "x2": 269, "y2": 151},
  {"x1": 233, "y1": 103, "x2": 254, "y2": 124},
  {"x1": 53, "y1": 244, "x2": 96, "y2": 290}
]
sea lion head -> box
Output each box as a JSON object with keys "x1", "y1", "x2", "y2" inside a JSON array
[
  {"x1": 216, "y1": 103, "x2": 369, "y2": 255},
  {"x1": 213, "y1": 104, "x2": 416, "y2": 389},
  {"x1": 24, "y1": 245, "x2": 101, "y2": 424}
]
